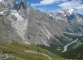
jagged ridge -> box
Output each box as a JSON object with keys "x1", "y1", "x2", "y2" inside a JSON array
[{"x1": 0, "y1": 0, "x2": 83, "y2": 47}]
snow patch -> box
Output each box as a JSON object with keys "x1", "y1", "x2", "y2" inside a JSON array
[
  {"x1": 0, "y1": 11, "x2": 3, "y2": 15},
  {"x1": 57, "y1": 10, "x2": 65, "y2": 14},
  {"x1": 0, "y1": 9, "x2": 7, "y2": 15},
  {"x1": 68, "y1": 9, "x2": 74, "y2": 14},
  {"x1": 64, "y1": 15, "x2": 66, "y2": 16},
  {"x1": 47, "y1": 13, "x2": 54, "y2": 18}
]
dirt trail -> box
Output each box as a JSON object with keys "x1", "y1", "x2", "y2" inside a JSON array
[{"x1": 24, "y1": 50, "x2": 52, "y2": 60}]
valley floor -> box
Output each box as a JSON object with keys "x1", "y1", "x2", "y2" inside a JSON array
[{"x1": 62, "y1": 38, "x2": 78, "y2": 52}]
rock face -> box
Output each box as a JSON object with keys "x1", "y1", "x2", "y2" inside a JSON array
[{"x1": 0, "y1": 0, "x2": 83, "y2": 46}]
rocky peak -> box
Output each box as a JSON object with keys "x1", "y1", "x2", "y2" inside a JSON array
[
  {"x1": 55, "y1": 10, "x2": 66, "y2": 14},
  {"x1": 16, "y1": 0, "x2": 29, "y2": 16},
  {"x1": 1, "y1": 0, "x2": 16, "y2": 9},
  {"x1": 67, "y1": 9, "x2": 75, "y2": 14},
  {"x1": 17, "y1": 0, "x2": 28, "y2": 10},
  {"x1": 20, "y1": 0, "x2": 25, "y2": 2}
]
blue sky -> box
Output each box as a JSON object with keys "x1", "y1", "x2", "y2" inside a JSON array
[{"x1": 16, "y1": 0, "x2": 83, "y2": 14}]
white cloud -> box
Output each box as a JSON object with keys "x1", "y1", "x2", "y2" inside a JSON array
[
  {"x1": 59, "y1": 0, "x2": 82, "y2": 9},
  {"x1": 59, "y1": 0, "x2": 83, "y2": 14},
  {"x1": 77, "y1": 5, "x2": 83, "y2": 10},
  {"x1": 31, "y1": 0, "x2": 67, "y2": 6},
  {"x1": 31, "y1": 0, "x2": 83, "y2": 14},
  {"x1": 31, "y1": 3, "x2": 40, "y2": 6}
]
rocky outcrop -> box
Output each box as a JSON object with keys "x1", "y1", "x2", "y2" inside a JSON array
[{"x1": 0, "y1": 0, "x2": 83, "y2": 46}]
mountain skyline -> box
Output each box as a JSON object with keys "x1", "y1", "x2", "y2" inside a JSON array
[
  {"x1": 15, "y1": 0, "x2": 83, "y2": 15},
  {"x1": 0, "y1": 0, "x2": 83, "y2": 46}
]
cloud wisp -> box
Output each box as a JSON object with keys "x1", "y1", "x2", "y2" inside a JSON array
[
  {"x1": 59, "y1": 0, "x2": 82, "y2": 9},
  {"x1": 31, "y1": 0, "x2": 67, "y2": 6}
]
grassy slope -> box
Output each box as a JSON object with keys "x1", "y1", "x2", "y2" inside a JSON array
[{"x1": 0, "y1": 42, "x2": 64, "y2": 60}]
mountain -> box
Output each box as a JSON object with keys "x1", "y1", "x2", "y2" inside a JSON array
[
  {"x1": 1, "y1": 0, "x2": 15, "y2": 9},
  {"x1": 0, "y1": 0, "x2": 83, "y2": 53}
]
